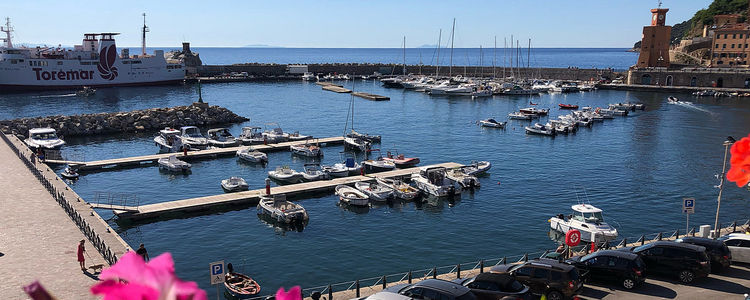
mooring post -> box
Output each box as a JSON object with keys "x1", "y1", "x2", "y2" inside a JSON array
[
  {"x1": 456, "y1": 264, "x2": 461, "y2": 278},
  {"x1": 408, "y1": 271, "x2": 412, "y2": 284},
  {"x1": 382, "y1": 275, "x2": 386, "y2": 289},
  {"x1": 480, "y1": 260, "x2": 484, "y2": 273},
  {"x1": 355, "y1": 280, "x2": 360, "y2": 298},
  {"x1": 328, "y1": 285, "x2": 332, "y2": 300},
  {"x1": 432, "y1": 267, "x2": 437, "y2": 279}
]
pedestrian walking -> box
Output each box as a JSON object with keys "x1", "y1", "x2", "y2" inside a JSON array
[
  {"x1": 136, "y1": 243, "x2": 149, "y2": 261},
  {"x1": 77, "y1": 240, "x2": 87, "y2": 271}
]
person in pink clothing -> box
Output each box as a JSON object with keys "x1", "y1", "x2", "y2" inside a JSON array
[{"x1": 77, "y1": 240, "x2": 86, "y2": 271}]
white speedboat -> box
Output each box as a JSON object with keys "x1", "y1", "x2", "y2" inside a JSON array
[
  {"x1": 376, "y1": 178, "x2": 419, "y2": 201},
  {"x1": 257, "y1": 194, "x2": 309, "y2": 224},
  {"x1": 549, "y1": 204, "x2": 619, "y2": 243},
  {"x1": 301, "y1": 163, "x2": 329, "y2": 181},
  {"x1": 267, "y1": 166, "x2": 303, "y2": 184},
  {"x1": 471, "y1": 88, "x2": 493, "y2": 98},
  {"x1": 238, "y1": 126, "x2": 265, "y2": 145},
  {"x1": 262, "y1": 123, "x2": 289, "y2": 143},
  {"x1": 362, "y1": 159, "x2": 396, "y2": 173},
  {"x1": 462, "y1": 161, "x2": 491, "y2": 176},
  {"x1": 525, "y1": 123, "x2": 556, "y2": 136},
  {"x1": 519, "y1": 107, "x2": 549, "y2": 116},
  {"x1": 237, "y1": 147, "x2": 268, "y2": 163},
  {"x1": 355, "y1": 181, "x2": 394, "y2": 202},
  {"x1": 445, "y1": 168, "x2": 480, "y2": 188},
  {"x1": 335, "y1": 185, "x2": 369, "y2": 206},
  {"x1": 179, "y1": 126, "x2": 209, "y2": 150},
  {"x1": 344, "y1": 137, "x2": 371, "y2": 152},
  {"x1": 508, "y1": 112, "x2": 532, "y2": 120},
  {"x1": 410, "y1": 166, "x2": 460, "y2": 197},
  {"x1": 25, "y1": 128, "x2": 65, "y2": 150},
  {"x1": 207, "y1": 128, "x2": 240, "y2": 147},
  {"x1": 479, "y1": 118, "x2": 506, "y2": 128},
  {"x1": 347, "y1": 129, "x2": 381, "y2": 143},
  {"x1": 321, "y1": 163, "x2": 350, "y2": 178},
  {"x1": 60, "y1": 165, "x2": 79, "y2": 179},
  {"x1": 157, "y1": 155, "x2": 191, "y2": 173},
  {"x1": 221, "y1": 176, "x2": 249, "y2": 192},
  {"x1": 301, "y1": 72, "x2": 316, "y2": 81},
  {"x1": 288, "y1": 131, "x2": 312, "y2": 142},
  {"x1": 76, "y1": 86, "x2": 96, "y2": 97},
  {"x1": 154, "y1": 128, "x2": 187, "y2": 153},
  {"x1": 290, "y1": 143, "x2": 322, "y2": 157},
  {"x1": 445, "y1": 84, "x2": 475, "y2": 96}
]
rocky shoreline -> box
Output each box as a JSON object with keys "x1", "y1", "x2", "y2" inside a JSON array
[{"x1": 0, "y1": 102, "x2": 248, "y2": 137}]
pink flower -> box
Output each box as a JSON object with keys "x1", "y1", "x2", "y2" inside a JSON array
[
  {"x1": 90, "y1": 251, "x2": 207, "y2": 300},
  {"x1": 276, "y1": 286, "x2": 301, "y2": 300}
]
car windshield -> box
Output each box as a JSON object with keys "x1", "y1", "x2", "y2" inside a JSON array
[{"x1": 32, "y1": 132, "x2": 57, "y2": 140}]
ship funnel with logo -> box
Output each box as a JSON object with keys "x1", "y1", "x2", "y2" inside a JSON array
[{"x1": 97, "y1": 33, "x2": 120, "y2": 80}]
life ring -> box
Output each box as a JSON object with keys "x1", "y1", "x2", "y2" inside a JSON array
[{"x1": 565, "y1": 229, "x2": 581, "y2": 247}]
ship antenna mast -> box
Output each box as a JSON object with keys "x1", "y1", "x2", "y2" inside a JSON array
[
  {"x1": 1, "y1": 17, "x2": 13, "y2": 48},
  {"x1": 141, "y1": 13, "x2": 149, "y2": 55}
]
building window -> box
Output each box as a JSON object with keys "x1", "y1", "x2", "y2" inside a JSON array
[
  {"x1": 721, "y1": 53, "x2": 727, "y2": 57},
  {"x1": 741, "y1": 34, "x2": 744, "y2": 39},
  {"x1": 718, "y1": 61, "x2": 724, "y2": 64},
  {"x1": 726, "y1": 34, "x2": 729, "y2": 38},
  {"x1": 733, "y1": 34, "x2": 737, "y2": 38},
  {"x1": 716, "y1": 44, "x2": 719, "y2": 48},
  {"x1": 723, "y1": 44, "x2": 727, "y2": 48},
  {"x1": 732, "y1": 44, "x2": 735, "y2": 48}
]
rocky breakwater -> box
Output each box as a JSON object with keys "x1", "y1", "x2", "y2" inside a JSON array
[{"x1": 0, "y1": 102, "x2": 248, "y2": 137}]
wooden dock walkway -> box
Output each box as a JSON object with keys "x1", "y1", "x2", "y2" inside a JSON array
[
  {"x1": 45, "y1": 136, "x2": 345, "y2": 172},
  {"x1": 322, "y1": 85, "x2": 352, "y2": 93},
  {"x1": 352, "y1": 92, "x2": 390, "y2": 101},
  {"x1": 105, "y1": 162, "x2": 462, "y2": 221}
]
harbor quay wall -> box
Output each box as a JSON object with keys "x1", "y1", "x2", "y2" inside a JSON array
[
  {"x1": 627, "y1": 67, "x2": 750, "y2": 88},
  {"x1": 0, "y1": 103, "x2": 248, "y2": 137},
  {"x1": 197, "y1": 64, "x2": 619, "y2": 81}
]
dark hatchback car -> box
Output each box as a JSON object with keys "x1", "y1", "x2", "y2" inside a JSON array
[
  {"x1": 490, "y1": 258, "x2": 583, "y2": 300},
  {"x1": 384, "y1": 279, "x2": 477, "y2": 300},
  {"x1": 676, "y1": 236, "x2": 732, "y2": 271},
  {"x1": 621, "y1": 241, "x2": 710, "y2": 283},
  {"x1": 566, "y1": 250, "x2": 646, "y2": 289},
  {"x1": 452, "y1": 273, "x2": 531, "y2": 300}
]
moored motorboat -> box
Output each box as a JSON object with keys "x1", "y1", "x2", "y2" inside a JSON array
[
  {"x1": 508, "y1": 112, "x2": 533, "y2": 120},
  {"x1": 376, "y1": 178, "x2": 419, "y2": 201},
  {"x1": 355, "y1": 181, "x2": 394, "y2": 202},
  {"x1": 257, "y1": 194, "x2": 309, "y2": 224},
  {"x1": 347, "y1": 130, "x2": 381, "y2": 143},
  {"x1": 288, "y1": 131, "x2": 312, "y2": 142},
  {"x1": 25, "y1": 128, "x2": 66, "y2": 150},
  {"x1": 362, "y1": 158, "x2": 396, "y2": 173},
  {"x1": 335, "y1": 185, "x2": 369, "y2": 206},
  {"x1": 558, "y1": 104, "x2": 579, "y2": 110},
  {"x1": 461, "y1": 161, "x2": 491, "y2": 176},
  {"x1": 382, "y1": 151, "x2": 420, "y2": 168},
  {"x1": 157, "y1": 155, "x2": 191, "y2": 173},
  {"x1": 549, "y1": 203, "x2": 619, "y2": 243},
  {"x1": 525, "y1": 123, "x2": 556, "y2": 136},
  {"x1": 290, "y1": 142, "x2": 322, "y2": 157},
  {"x1": 236, "y1": 147, "x2": 268, "y2": 163},
  {"x1": 445, "y1": 167, "x2": 480, "y2": 188},
  {"x1": 267, "y1": 166, "x2": 303, "y2": 184},
  {"x1": 344, "y1": 137, "x2": 371, "y2": 152},
  {"x1": 179, "y1": 126, "x2": 208, "y2": 150},
  {"x1": 410, "y1": 166, "x2": 459, "y2": 197},
  {"x1": 238, "y1": 126, "x2": 265, "y2": 145},
  {"x1": 60, "y1": 165, "x2": 79, "y2": 179},
  {"x1": 207, "y1": 128, "x2": 240, "y2": 147},
  {"x1": 301, "y1": 163, "x2": 330, "y2": 181},
  {"x1": 154, "y1": 128, "x2": 187, "y2": 153},
  {"x1": 224, "y1": 271, "x2": 261, "y2": 299},
  {"x1": 519, "y1": 107, "x2": 549, "y2": 115},
  {"x1": 479, "y1": 118, "x2": 507, "y2": 128},
  {"x1": 262, "y1": 123, "x2": 289, "y2": 143},
  {"x1": 221, "y1": 176, "x2": 249, "y2": 192},
  {"x1": 323, "y1": 157, "x2": 362, "y2": 177}
]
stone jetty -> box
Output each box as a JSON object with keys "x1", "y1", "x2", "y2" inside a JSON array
[{"x1": 0, "y1": 102, "x2": 248, "y2": 137}]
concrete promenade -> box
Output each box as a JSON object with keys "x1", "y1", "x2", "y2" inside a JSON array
[{"x1": 0, "y1": 134, "x2": 131, "y2": 299}]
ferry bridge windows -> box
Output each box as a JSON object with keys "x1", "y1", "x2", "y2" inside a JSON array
[
  {"x1": 690, "y1": 77, "x2": 697, "y2": 87},
  {"x1": 717, "y1": 78, "x2": 724, "y2": 88},
  {"x1": 641, "y1": 74, "x2": 652, "y2": 85}
]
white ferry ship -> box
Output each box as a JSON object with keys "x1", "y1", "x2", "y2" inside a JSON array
[{"x1": 0, "y1": 17, "x2": 184, "y2": 91}]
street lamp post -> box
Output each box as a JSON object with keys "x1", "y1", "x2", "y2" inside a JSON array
[{"x1": 714, "y1": 136, "x2": 735, "y2": 238}]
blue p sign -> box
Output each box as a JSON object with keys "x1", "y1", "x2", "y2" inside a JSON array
[
  {"x1": 211, "y1": 263, "x2": 223, "y2": 275},
  {"x1": 685, "y1": 199, "x2": 693, "y2": 207}
]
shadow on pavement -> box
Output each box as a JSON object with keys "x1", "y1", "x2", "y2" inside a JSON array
[
  {"x1": 579, "y1": 286, "x2": 610, "y2": 299},
  {"x1": 718, "y1": 264, "x2": 750, "y2": 281},
  {"x1": 693, "y1": 277, "x2": 750, "y2": 295},
  {"x1": 581, "y1": 281, "x2": 677, "y2": 299}
]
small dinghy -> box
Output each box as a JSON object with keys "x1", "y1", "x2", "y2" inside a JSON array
[
  {"x1": 558, "y1": 103, "x2": 579, "y2": 110},
  {"x1": 302, "y1": 163, "x2": 329, "y2": 181},
  {"x1": 335, "y1": 185, "x2": 369, "y2": 206},
  {"x1": 221, "y1": 176, "x2": 249, "y2": 192},
  {"x1": 479, "y1": 118, "x2": 507, "y2": 128},
  {"x1": 157, "y1": 155, "x2": 191, "y2": 173},
  {"x1": 363, "y1": 158, "x2": 396, "y2": 173},
  {"x1": 445, "y1": 168, "x2": 480, "y2": 189},
  {"x1": 224, "y1": 271, "x2": 261, "y2": 299},
  {"x1": 236, "y1": 147, "x2": 268, "y2": 163},
  {"x1": 287, "y1": 131, "x2": 312, "y2": 141},
  {"x1": 268, "y1": 166, "x2": 303, "y2": 184},
  {"x1": 376, "y1": 178, "x2": 419, "y2": 201},
  {"x1": 525, "y1": 123, "x2": 556, "y2": 136},
  {"x1": 667, "y1": 96, "x2": 679, "y2": 103},
  {"x1": 355, "y1": 181, "x2": 394, "y2": 202},
  {"x1": 290, "y1": 142, "x2": 322, "y2": 157},
  {"x1": 257, "y1": 194, "x2": 309, "y2": 224},
  {"x1": 462, "y1": 161, "x2": 491, "y2": 176},
  {"x1": 382, "y1": 151, "x2": 420, "y2": 168},
  {"x1": 61, "y1": 165, "x2": 79, "y2": 179},
  {"x1": 507, "y1": 112, "x2": 532, "y2": 120}
]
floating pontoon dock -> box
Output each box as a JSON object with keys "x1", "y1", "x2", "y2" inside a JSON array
[{"x1": 352, "y1": 92, "x2": 390, "y2": 101}]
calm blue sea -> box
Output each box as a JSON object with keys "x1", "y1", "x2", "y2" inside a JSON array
[
  {"x1": 1, "y1": 79, "x2": 749, "y2": 298},
  {"x1": 132, "y1": 47, "x2": 638, "y2": 70}
]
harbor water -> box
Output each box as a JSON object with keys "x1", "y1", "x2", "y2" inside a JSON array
[{"x1": 1, "y1": 81, "x2": 749, "y2": 298}]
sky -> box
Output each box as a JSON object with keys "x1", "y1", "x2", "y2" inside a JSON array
[{"x1": 1, "y1": 0, "x2": 713, "y2": 48}]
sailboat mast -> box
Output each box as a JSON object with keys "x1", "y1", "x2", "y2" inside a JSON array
[
  {"x1": 436, "y1": 29, "x2": 442, "y2": 77},
  {"x1": 493, "y1": 36, "x2": 497, "y2": 78},
  {"x1": 503, "y1": 37, "x2": 506, "y2": 79},
  {"x1": 403, "y1": 36, "x2": 407, "y2": 75},
  {"x1": 449, "y1": 18, "x2": 455, "y2": 77},
  {"x1": 510, "y1": 35, "x2": 514, "y2": 79},
  {"x1": 479, "y1": 45, "x2": 483, "y2": 77},
  {"x1": 527, "y1": 38, "x2": 531, "y2": 78}
]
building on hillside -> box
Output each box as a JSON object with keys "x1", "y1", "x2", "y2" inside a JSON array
[
  {"x1": 710, "y1": 14, "x2": 750, "y2": 67},
  {"x1": 635, "y1": 7, "x2": 671, "y2": 68}
]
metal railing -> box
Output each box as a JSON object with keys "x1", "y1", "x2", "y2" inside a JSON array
[{"x1": 1, "y1": 133, "x2": 120, "y2": 265}]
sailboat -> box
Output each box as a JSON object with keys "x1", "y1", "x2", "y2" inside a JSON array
[{"x1": 343, "y1": 78, "x2": 377, "y2": 152}]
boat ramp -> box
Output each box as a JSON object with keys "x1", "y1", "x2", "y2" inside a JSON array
[
  {"x1": 97, "y1": 162, "x2": 462, "y2": 221},
  {"x1": 45, "y1": 136, "x2": 345, "y2": 172}
]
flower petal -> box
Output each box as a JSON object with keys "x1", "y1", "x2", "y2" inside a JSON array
[{"x1": 90, "y1": 280, "x2": 160, "y2": 300}]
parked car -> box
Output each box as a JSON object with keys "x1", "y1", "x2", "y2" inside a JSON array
[
  {"x1": 565, "y1": 250, "x2": 646, "y2": 289},
  {"x1": 490, "y1": 258, "x2": 582, "y2": 300},
  {"x1": 384, "y1": 279, "x2": 476, "y2": 300},
  {"x1": 360, "y1": 291, "x2": 415, "y2": 300},
  {"x1": 452, "y1": 273, "x2": 531, "y2": 300},
  {"x1": 718, "y1": 233, "x2": 750, "y2": 264},
  {"x1": 676, "y1": 236, "x2": 732, "y2": 271},
  {"x1": 621, "y1": 241, "x2": 710, "y2": 283}
]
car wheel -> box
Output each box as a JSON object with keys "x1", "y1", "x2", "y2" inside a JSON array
[
  {"x1": 622, "y1": 278, "x2": 636, "y2": 290},
  {"x1": 679, "y1": 270, "x2": 695, "y2": 284},
  {"x1": 546, "y1": 290, "x2": 564, "y2": 300}
]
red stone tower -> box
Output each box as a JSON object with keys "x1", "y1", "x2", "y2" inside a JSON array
[{"x1": 636, "y1": 7, "x2": 671, "y2": 68}]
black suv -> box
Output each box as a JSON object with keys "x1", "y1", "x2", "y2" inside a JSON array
[
  {"x1": 452, "y1": 273, "x2": 531, "y2": 300},
  {"x1": 622, "y1": 241, "x2": 710, "y2": 283},
  {"x1": 490, "y1": 258, "x2": 582, "y2": 300},
  {"x1": 566, "y1": 250, "x2": 646, "y2": 289},
  {"x1": 676, "y1": 237, "x2": 732, "y2": 271}
]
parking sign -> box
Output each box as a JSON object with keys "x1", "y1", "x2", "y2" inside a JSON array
[
  {"x1": 683, "y1": 198, "x2": 695, "y2": 214},
  {"x1": 209, "y1": 261, "x2": 225, "y2": 285}
]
